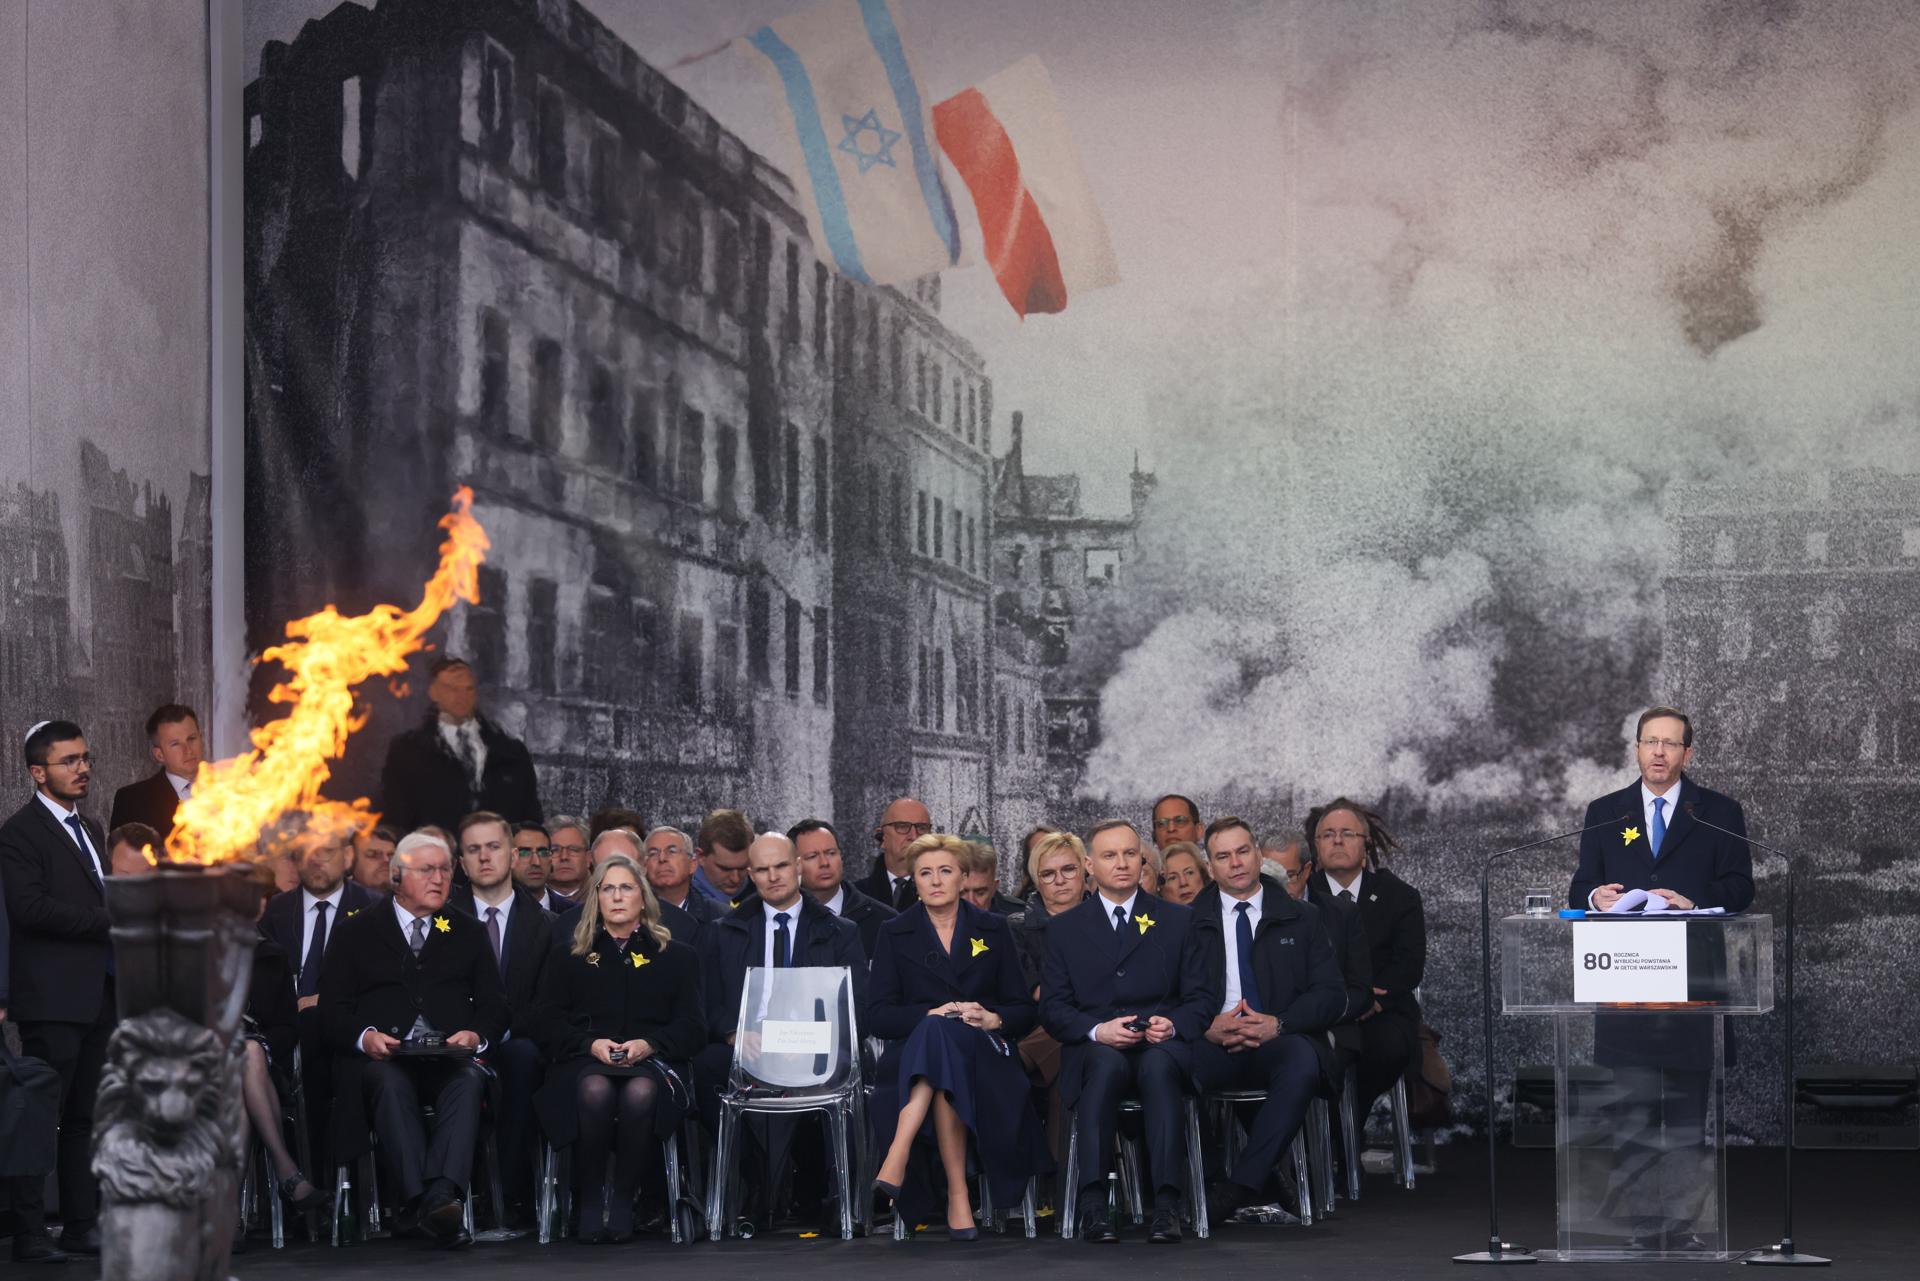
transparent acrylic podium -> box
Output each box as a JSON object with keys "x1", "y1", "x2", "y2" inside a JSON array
[{"x1": 1502, "y1": 914, "x2": 1773, "y2": 1262}]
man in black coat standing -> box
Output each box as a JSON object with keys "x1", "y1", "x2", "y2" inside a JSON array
[
  {"x1": 0, "y1": 720, "x2": 114, "y2": 1262},
  {"x1": 106, "y1": 703, "x2": 202, "y2": 850},
  {"x1": 378, "y1": 657, "x2": 542, "y2": 835},
  {"x1": 790, "y1": 818, "x2": 895, "y2": 959},
  {"x1": 1041, "y1": 819, "x2": 1217, "y2": 1245},
  {"x1": 447, "y1": 810, "x2": 558, "y2": 1227},
  {"x1": 319, "y1": 836, "x2": 507, "y2": 1248},
  {"x1": 1304, "y1": 797, "x2": 1426, "y2": 1114},
  {"x1": 1191, "y1": 818, "x2": 1346, "y2": 1223}
]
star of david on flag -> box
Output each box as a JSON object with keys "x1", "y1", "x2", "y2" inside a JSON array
[{"x1": 740, "y1": 0, "x2": 960, "y2": 285}]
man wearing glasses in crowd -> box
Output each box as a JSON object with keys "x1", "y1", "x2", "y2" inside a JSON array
[
  {"x1": 854, "y1": 796, "x2": 934, "y2": 910},
  {"x1": 511, "y1": 820, "x2": 579, "y2": 918},
  {"x1": 1150, "y1": 793, "x2": 1203, "y2": 851},
  {"x1": 542, "y1": 815, "x2": 591, "y2": 906}
]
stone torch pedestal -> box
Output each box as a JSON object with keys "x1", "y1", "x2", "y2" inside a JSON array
[{"x1": 97, "y1": 868, "x2": 263, "y2": 1281}]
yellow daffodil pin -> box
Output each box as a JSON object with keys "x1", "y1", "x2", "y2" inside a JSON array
[
  {"x1": 1135, "y1": 913, "x2": 1156, "y2": 935},
  {"x1": 970, "y1": 937, "x2": 989, "y2": 957},
  {"x1": 432, "y1": 915, "x2": 452, "y2": 933},
  {"x1": 630, "y1": 951, "x2": 650, "y2": 969},
  {"x1": 1622, "y1": 826, "x2": 1641, "y2": 846}
]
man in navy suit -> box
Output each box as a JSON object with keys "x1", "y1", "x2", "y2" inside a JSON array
[
  {"x1": 791, "y1": 817, "x2": 895, "y2": 959},
  {"x1": 692, "y1": 832, "x2": 866, "y2": 1224},
  {"x1": 1041, "y1": 819, "x2": 1217, "y2": 1244},
  {"x1": 257, "y1": 811, "x2": 383, "y2": 1182},
  {"x1": 1567, "y1": 706, "x2": 1753, "y2": 1249},
  {"x1": 448, "y1": 810, "x2": 559, "y2": 1228},
  {"x1": 106, "y1": 704, "x2": 201, "y2": 848},
  {"x1": 1191, "y1": 818, "x2": 1345, "y2": 1224},
  {"x1": 1, "y1": 720, "x2": 115, "y2": 1262}
]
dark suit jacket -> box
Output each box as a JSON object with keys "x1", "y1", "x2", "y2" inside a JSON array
[
  {"x1": 855, "y1": 861, "x2": 914, "y2": 910},
  {"x1": 259, "y1": 881, "x2": 381, "y2": 991},
  {"x1": 1040, "y1": 891, "x2": 1218, "y2": 1104},
  {"x1": 447, "y1": 884, "x2": 558, "y2": 1037},
  {"x1": 1568, "y1": 774, "x2": 1755, "y2": 912},
  {"x1": 0, "y1": 871, "x2": 10, "y2": 1007},
  {"x1": 829, "y1": 881, "x2": 897, "y2": 959},
  {"x1": 1309, "y1": 866, "x2": 1426, "y2": 1023},
  {"x1": 318, "y1": 900, "x2": 510, "y2": 1053},
  {"x1": 534, "y1": 929, "x2": 705, "y2": 1064},
  {"x1": 0, "y1": 795, "x2": 112, "y2": 1023},
  {"x1": 695, "y1": 896, "x2": 866, "y2": 1044},
  {"x1": 107, "y1": 770, "x2": 183, "y2": 846},
  {"x1": 246, "y1": 937, "x2": 300, "y2": 1066},
  {"x1": 378, "y1": 711, "x2": 543, "y2": 835},
  {"x1": 1305, "y1": 879, "x2": 1373, "y2": 1023},
  {"x1": 867, "y1": 902, "x2": 1035, "y2": 1042}
]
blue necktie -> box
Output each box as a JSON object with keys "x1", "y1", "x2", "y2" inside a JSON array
[
  {"x1": 774, "y1": 912, "x2": 792, "y2": 968},
  {"x1": 1234, "y1": 901, "x2": 1262, "y2": 1012},
  {"x1": 1112, "y1": 905, "x2": 1128, "y2": 932},
  {"x1": 1650, "y1": 796, "x2": 1667, "y2": 860},
  {"x1": 299, "y1": 900, "x2": 329, "y2": 997}
]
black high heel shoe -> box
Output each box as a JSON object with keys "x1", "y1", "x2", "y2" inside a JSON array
[
  {"x1": 873, "y1": 1177, "x2": 902, "y2": 1201},
  {"x1": 948, "y1": 1226, "x2": 979, "y2": 1241},
  {"x1": 277, "y1": 1174, "x2": 329, "y2": 1213}
]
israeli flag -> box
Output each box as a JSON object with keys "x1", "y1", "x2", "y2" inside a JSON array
[{"x1": 743, "y1": 0, "x2": 960, "y2": 286}]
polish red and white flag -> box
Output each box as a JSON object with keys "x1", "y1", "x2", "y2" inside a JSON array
[{"x1": 933, "y1": 56, "x2": 1119, "y2": 318}]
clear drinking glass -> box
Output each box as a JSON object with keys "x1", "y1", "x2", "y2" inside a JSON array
[{"x1": 1524, "y1": 887, "x2": 1555, "y2": 916}]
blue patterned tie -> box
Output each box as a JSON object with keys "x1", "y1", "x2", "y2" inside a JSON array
[
  {"x1": 1650, "y1": 796, "x2": 1667, "y2": 860},
  {"x1": 1234, "y1": 901, "x2": 1262, "y2": 1012}
]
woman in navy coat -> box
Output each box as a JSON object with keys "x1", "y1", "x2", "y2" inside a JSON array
[
  {"x1": 869, "y1": 833, "x2": 1044, "y2": 1239},
  {"x1": 532, "y1": 853, "x2": 704, "y2": 1243}
]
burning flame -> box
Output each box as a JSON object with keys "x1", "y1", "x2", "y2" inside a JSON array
[{"x1": 165, "y1": 488, "x2": 490, "y2": 865}]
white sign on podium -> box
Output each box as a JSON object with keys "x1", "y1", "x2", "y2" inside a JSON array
[{"x1": 1570, "y1": 921, "x2": 1689, "y2": 1003}]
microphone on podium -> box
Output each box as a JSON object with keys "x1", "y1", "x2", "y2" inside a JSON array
[
  {"x1": 1681, "y1": 805, "x2": 1828, "y2": 1268},
  {"x1": 1455, "y1": 810, "x2": 1630, "y2": 1266}
]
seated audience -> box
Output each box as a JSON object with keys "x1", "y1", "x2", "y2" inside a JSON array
[
  {"x1": 533, "y1": 853, "x2": 703, "y2": 1244},
  {"x1": 869, "y1": 834, "x2": 1044, "y2": 1239},
  {"x1": 597, "y1": 827, "x2": 697, "y2": 943},
  {"x1": 449, "y1": 810, "x2": 559, "y2": 1229},
  {"x1": 644, "y1": 826, "x2": 724, "y2": 925},
  {"x1": 1190, "y1": 818, "x2": 1344, "y2": 1222},
  {"x1": 107, "y1": 703, "x2": 201, "y2": 844},
  {"x1": 237, "y1": 859, "x2": 326, "y2": 1216},
  {"x1": 509, "y1": 820, "x2": 550, "y2": 893},
  {"x1": 857, "y1": 797, "x2": 934, "y2": 909},
  {"x1": 352, "y1": 824, "x2": 399, "y2": 891},
  {"x1": 106, "y1": 822, "x2": 158, "y2": 876},
  {"x1": 1013, "y1": 825, "x2": 1062, "y2": 898},
  {"x1": 1271, "y1": 840, "x2": 1372, "y2": 1024},
  {"x1": 319, "y1": 837, "x2": 507, "y2": 1248},
  {"x1": 959, "y1": 840, "x2": 1025, "y2": 915},
  {"x1": 1040, "y1": 820, "x2": 1217, "y2": 1244},
  {"x1": 790, "y1": 817, "x2": 895, "y2": 958},
  {"x1": 691, "y1": 809, "x2": 755, "y2": 907},
  {"x1": 1158, "y1": 842, "x2": 1208, "y2": 906},
  {"x1": 1150, "y1": 794, "x2": 1203, "y2": 851},
  {"x1": 545, "y1": 815, "x2": 591, "y2": 905},
  {"x1": 1138, "y1": 842, "x2": 1164, "y2": 896},
  {"x1": 1303, "y1": 797, "x2": 1425, "y2": 1113}
]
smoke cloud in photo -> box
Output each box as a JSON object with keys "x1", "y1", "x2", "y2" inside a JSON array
[{"x1": 1077, "y1": 0, "x2": 1920, "y2": 813}]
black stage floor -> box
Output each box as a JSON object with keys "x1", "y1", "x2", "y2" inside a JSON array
[{"x1": 230, "y1": 1147, "x2": 1907, "y2": 1281}]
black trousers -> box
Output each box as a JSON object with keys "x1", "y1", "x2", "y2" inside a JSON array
[
  {"x1": 1354, "y1": 1011, "x2": 1419, "y2": 1112},
  {"x1": 361, "y1": 1058, "x2": 486, "y2": 1203},
  {"x1": 13, "y1": 992, "x2": 115, "y2": 1235},
  {"x1": 692, "y1": 1042, "x2": 800, "y2": 1217},
  {"x1": 1192, "y1": 1034, "x2": 1320, "y2": 1193},
  {"x1": 1066, "y1": 1042, "x2": 1188, "y2": 1207},
  {"x1": 487, "y1": 1037, "x2": 542, "y2": 1207},
  {"x1": 293, "y1": 1005, "x2": 333, "y2": 1174}
]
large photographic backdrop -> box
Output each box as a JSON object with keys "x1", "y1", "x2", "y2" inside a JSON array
[{"x1": 241, "y1": 0, "x2": 1920, "y2": 1138}]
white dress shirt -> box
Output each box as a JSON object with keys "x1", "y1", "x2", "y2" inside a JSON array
[
  {"x1": 473, "y1": 885, "x2": 516, "y2": 948},
  {"x1": 299, "y1": 884, "x2": 348, "y2": 968},
  {"x1": 166, "y1": 772, "x2": 193, "y2": 801},
  {"x1": 820, "y1": 885, "x2": 846, "y2": 916},
  {"x1": 438, "y1": 715, "x2": 487, "y2": 779},
  {"x1": 1219, "y1": 888, "x2": 1264, "y2": 1014},
  {"x1": 1642, "y1": 778, "x2": 1683, "y2": 855},
  {"x1": 762, "y1": 898, "x2": 803, "y2": 969},
  {"x1": 37, "y1": 791, "x2": 105, "y2": 882},
  {"x1": 1325, "y1": 867, "x2": 1365, "y2": 904}
]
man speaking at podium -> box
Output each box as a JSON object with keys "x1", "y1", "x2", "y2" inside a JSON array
[{"x1": 1566, "y1": 706, "x2": 1754, "y2": 1251}]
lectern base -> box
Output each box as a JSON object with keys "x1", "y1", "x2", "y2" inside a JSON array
[
  {"x1": 1532, "y1": 1249, "x2": 1740, "y2": 1263},
  {"x1": 1743, "y1": 1243, "x2": 1831, "y2": 1266},
  {"x1": 1452, "y1": 1246, "x2": 1538, "y2": 1264}
]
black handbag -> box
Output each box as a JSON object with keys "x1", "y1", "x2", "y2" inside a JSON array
[{"x1": 0, "y1": 1036, "x2": 61, "y2": 1178}]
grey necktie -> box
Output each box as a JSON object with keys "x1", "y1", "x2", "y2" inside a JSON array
[
  {"x1": 1339, "y1": 889, "x2": 1355, "y2": 904},
  {"x1": 410, "y1": 915, "x2": 427, "y2": 957},
  {"x1": 486, "y1": 906, "x2": 504, "y2": 977}
]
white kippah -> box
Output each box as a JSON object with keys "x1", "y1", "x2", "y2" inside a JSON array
[{"x1": 24, "y1": 720, "x2": 51, "y2": 743}]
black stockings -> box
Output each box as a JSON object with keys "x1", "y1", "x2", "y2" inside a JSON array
[{"x1": 574, "y1": 1073, "x2": 661, "y2": 1236}]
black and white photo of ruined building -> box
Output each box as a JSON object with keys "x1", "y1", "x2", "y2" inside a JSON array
[{"x1": 242, "y1": 0, "x2": 1920, "y2": 1135}]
